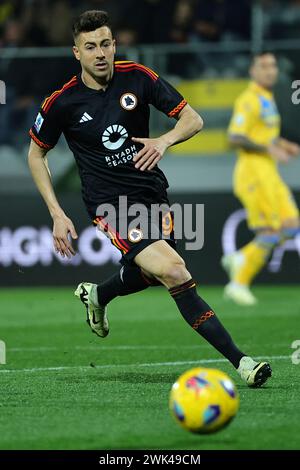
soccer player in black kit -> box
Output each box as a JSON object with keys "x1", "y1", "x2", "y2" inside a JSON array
[{"x1": 28, "y1": 10, "x2": 271, "y2": 387}]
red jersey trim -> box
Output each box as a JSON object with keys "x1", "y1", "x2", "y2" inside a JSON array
[
  {"x1": 168, "y1": 99, "x2": 187, "y2": 118},
  {"x1": 29, "y1": 129, "x2": 53, "y2": 150},
  {"x1": 42, "y1": 76, "x2": 78, "y2": 114},
  {"x1": 115, "y1": 61, "x2": 158, "y2": 82}
]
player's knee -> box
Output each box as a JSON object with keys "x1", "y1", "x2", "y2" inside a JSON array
[
  {"x1": 281, "y1": 222, "x2": 300, "y2": 240},
  {"x1": 256, "y1": 231, "x2": 281, "y2": 249},
  {"x1": 158, "y1": 260, "x2": 190, "y2": 288}
]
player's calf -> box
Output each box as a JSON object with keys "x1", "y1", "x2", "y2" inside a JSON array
[
  {"x1": 169, "y1": 279, "x2": 245, "y2": 368},
  {"x1": 168, "y1": 278, "x2": 272, "y2": 386}
]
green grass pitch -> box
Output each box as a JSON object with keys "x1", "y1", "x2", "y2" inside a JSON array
[{"x1": 0, "y1": 286, "x2": 299, "y2": 450}]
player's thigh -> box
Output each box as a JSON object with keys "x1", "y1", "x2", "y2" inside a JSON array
[
  {"x1": 134, "y1": 240, "x2": 190, "y2": 284},
  {"x1": 237, "y1": 178, "x2": 281, "y2": 231},
  {"x1": 276, "y1": 181, "x2": 300, "y2": 227}
]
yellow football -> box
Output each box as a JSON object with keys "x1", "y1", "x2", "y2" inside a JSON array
[{"x1": 169, "y1": 367, "x2": 239, "y2": 434}]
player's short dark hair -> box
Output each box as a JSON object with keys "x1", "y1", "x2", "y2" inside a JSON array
[
  {"x1": 72, "y1": 10, "x2": 111, "y2": 40},
  {"x1": 251, "y1": 50, "x2": 276, "y2": 65}
]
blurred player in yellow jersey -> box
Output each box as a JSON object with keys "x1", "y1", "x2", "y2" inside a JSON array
[{"x1": 222, "y1": 52, "x2": 300, "y2": 305}]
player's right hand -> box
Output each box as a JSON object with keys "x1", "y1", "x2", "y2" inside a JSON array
[
  {"x1": 268, "y1": 143, "x2": 291, "y2": 164},
  {"x1": 52, "y1": 214, "x2": 78, "y2": 258}
]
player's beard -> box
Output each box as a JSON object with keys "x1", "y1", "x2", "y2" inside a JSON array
[
  {"x1": 98, "y1": 60, "x2": 113, "y2": 75},
  {"x1": 262, "y1": 79, "x2": 276, "y2": 90},
  {"x1": 86, "y1": 63, "x2": 113, "y2": 84}
]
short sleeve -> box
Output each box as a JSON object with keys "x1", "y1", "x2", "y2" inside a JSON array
[
  {"x1": 29, "y1": 97, "x2": 63, "y2": 149},
  {"x1": 148, "y1": 76, "x2": 187, "y2": 118},
  {"x1": 228, "y1": 94, "x2": 260, "y2": 137}
]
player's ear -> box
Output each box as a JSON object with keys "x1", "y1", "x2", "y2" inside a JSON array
[
  {"x1": 113, "y1": 39, "x2": 116, "y2": 54},
  {"x1": 73, "y1": 45, "x2": 80, "y2": 61}
]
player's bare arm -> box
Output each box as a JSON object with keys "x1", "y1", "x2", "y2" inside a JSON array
[
  {"x1": 229, "y1": 134, "x2": 291, "y2": 163},
  {"x1": 28, "y1": 140, "x2": 78, "y2": 258},
  {"x1": 132, "y1": 104, "x2": 203, "y2": 171}
]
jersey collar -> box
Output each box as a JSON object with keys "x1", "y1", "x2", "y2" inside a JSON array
[
  {"x1": 78, "y1": 70, "x2": 115, "y2": 93},
  {"x1": 249, "y1": 81, "x2": 273, "y2": 99}
]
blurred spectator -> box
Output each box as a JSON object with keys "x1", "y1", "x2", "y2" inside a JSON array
[
  {"x1": 71, "y1": 0, "x2": 122, "y2": 32},
  {"x1": 170, "y1": 0, "x2": 195, "y2": 43},
  {"x1": 187, "y1": 0, "x2": 251, "y2": 77},
  {"x1": 0, "y1": 1, "x2": 51, "y2": 47},
  {"x1": 193, "y1": 0, "x2": 251, "y2": 42},
  {"x1": 47, "y1": 0, "x2": 73, "y2": 46},
  {"x1": 1, "y1": 0, "x2": 300, "y2": 144},
  {"x1": 121, "y1": 0, "x2": 177, "y2": 44},
  {"x1": 0, "y1": 0, "x2": 251, "y2": 48},
  {"x1": 0, "y1": 18, "x2": 24, "y2": 47},
  {"x1": 0, "y1": 54, "x2": 76, "y2": 146},
  {"x1": 268, "y1": 0, "x2": 300, "y2": 39},
  {"x1": 0, "y1": 0, "x2": 21, "y2": 26},
  {"x1": 115, "y1": 28, "x2": 137, "y2": 47},
  {"x1": 0, "y1": 1, "x2": 14, "y2": 25}
]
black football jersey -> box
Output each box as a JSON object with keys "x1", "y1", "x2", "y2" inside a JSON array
[{"x1": 29, "y1": 61, "x2": 187, "y2": 218}]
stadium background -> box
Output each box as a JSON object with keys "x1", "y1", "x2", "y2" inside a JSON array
[
  {"x1": 1, "y1": 0, "x2": 300, "y2": 286},
  {"x1": 1, "y1": 0, "x2": 300, "y2": 453}
]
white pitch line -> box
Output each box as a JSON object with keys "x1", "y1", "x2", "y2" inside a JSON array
[
  {"x1": 0, "y1": 355, "x2": 292, "y2": 374},
  {"x1": 8, "y1": 343, "x2": 290, "y2": 352},
  {"x1": 9, "y1": 345, "x2": 208, "y2": 352}
]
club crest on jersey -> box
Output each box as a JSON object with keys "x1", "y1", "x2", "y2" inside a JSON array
[
  {"x1": 120, "y1": 93, "x2": 137, "y2": 110},
  {"x1": 128, "y1": 228, "x2": 143, "y2": 243}
]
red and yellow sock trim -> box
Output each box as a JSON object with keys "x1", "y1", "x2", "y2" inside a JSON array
[
  {"x1": 192, "y1": 310, "x2": 215, "y2": 330},
  {"x1": 169, "y1": 279, "x2": 196, "y2": 297}
]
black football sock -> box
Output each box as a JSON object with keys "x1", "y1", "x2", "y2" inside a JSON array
[
  {"x1": 97, "y1": 265, "x2": 160, "y2": 306},
  {"x1": 169, "y1": 279, "x2": 245, "y2": 368}
]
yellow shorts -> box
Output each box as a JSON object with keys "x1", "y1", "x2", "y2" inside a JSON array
[{"x1": 233, "y1": 157, "x2": 299, "y2": 231}]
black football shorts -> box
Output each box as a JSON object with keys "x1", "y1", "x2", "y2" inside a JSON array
[{"x1": 93, "y1": 192, "x2": 177, "y2": 265}]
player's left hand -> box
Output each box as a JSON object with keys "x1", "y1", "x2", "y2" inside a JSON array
[
  {"x1": 132, "y1": 137, "x2": 168, "y2": 171},
  {"x1": 278, "y1": 139, "x2": 300, "y2": 157},
  {"x1": 286, "y1": 142, "x2": 300, "y2": 157}
]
